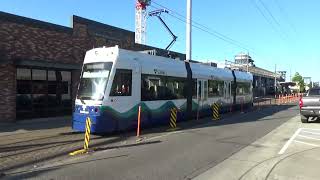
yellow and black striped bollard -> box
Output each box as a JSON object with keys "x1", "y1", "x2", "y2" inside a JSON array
[
  {"x1": 69, "y1": 117, "x2": 92, "y2": 156},
  {"x1": 212, "y1": 103, "x2": 220, "y2": 120},
  {"x1": 84, "y1": 117, "x2": 92, "y2": 150},
  {"x1": 169, "y1": 107, "x2": 178, "y2": 131}
]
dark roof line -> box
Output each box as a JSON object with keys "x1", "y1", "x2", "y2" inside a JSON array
[
  {"x1": 0, "y1": 11, "x2": 186, "y2": 59},
  {"x1": 0, "y1": 11, "x2": 72, "y2": 33},
  {"x1": 72, "y1": 15, "x2": 134, "y2": 36}
]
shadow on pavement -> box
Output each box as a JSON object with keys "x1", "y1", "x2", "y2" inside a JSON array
[
  {"x1": 5, "y1": 140, "x2": 162, "y2": 179},
  {"x1": 0, "y1": 135, "x2": 127, "y2": 173},
  {"x1": 132, "y1": 105, "x2": 298, "y2": 138},
  {"x1": 0, "y1": 136, "x2": 105, "y2": 156},
  {"x1": 5, "y1": 154, "x2": 129, "y2": 180},
  {"x1": 0, "y1": 116, "x2": 71, "y2": 134},
  {"x1": 92, "y1": 140, "x2": 161, "y2": 152}
]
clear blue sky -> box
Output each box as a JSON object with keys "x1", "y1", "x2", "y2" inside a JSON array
[{"x1": 1, "y1": 0, "x2": 319, "y2": 82}]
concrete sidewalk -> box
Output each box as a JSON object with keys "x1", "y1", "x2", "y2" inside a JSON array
[{"x1": 193, "y1": 114, "x2": 320, "y2": 180}]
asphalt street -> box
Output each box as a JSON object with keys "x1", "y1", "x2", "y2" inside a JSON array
[{"x1": 4, "y1": 105, "x2": 298, "y2": 180}]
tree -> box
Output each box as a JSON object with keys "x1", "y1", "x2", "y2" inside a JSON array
[{"x1": 292, "y1": 72, "x2": 305, "y2": 92}]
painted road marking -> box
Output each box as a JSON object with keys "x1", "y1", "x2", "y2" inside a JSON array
[
  {"x1": 297, "y1": 134, "x2": 320, "y2": 141},
  {"x1": 301, "y1": 128, "x2": 320, "y2": 131},
  {"x1": 278, "y1": 128, "x2": 302, "y2": 155},
  {"x1": 279, "y1": 128, "x2": 320, "y2": 155},
  {"x1": 301, "y1": 130, "x2": 320, "y2": 136},
  {"x1": 294, "y1": 140, "x2": 320, "y2": 147}
]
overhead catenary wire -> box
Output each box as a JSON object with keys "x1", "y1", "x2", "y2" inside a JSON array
[
  {"x1": 257, "y1": 0, "x2": 281, "y2": 27},
  {"x1": 256, "y1": 0, "x2": 291, "y2": 41},
  {"x1": 250, "y1": 0, "x2": 288, "y2": 42},
  {"x1": 152, "y1": 6, "x2": 249, "y2": 52},
  {"x1": 272, "y1": 0, "x2": 298, "y2": 35},
  {"x1": 150, "y1": 1, "x2": 255, "y2": 53},
  {"x1": 250, "y1": 0, "x2": 279, "y2": 33},
  {"x1": 151, "y1": 1, "x2": 254, "y2": 52}
]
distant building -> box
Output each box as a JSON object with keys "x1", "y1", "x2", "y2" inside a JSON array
[
  {"x1": 226, "y1": 53, "x2": 281, "y2": 97},
  {"x1": 234, "y1": 53, "x2": 254, "y2": 66}
]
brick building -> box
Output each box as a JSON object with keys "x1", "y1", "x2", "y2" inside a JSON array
[{"x1": 0, "y1": 11, "x2": 185, "y2": 122}]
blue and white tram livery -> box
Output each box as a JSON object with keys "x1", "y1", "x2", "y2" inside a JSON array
[{"x1": 73, "y1": 46, "x2": 253, "y2": 133}]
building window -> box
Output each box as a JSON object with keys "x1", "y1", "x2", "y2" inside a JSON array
[
  {"x1": 16, "y1": 67, "x2": 73, "y2": 119},
  {"x1": 110, "y1": 69, "x2": 132, "y2": 96},
  {"x1": 16, "y1": 68, "x2": 32, "y2": 118},
  {"x1": 61, "y1": 71, "x2": 72, "y2": 114}
]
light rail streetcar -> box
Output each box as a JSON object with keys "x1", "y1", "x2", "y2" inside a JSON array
[{"x1": 72, "y1": 46, "x2": 253, "y2": 133}]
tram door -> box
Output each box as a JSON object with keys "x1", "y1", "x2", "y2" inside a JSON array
[
  {"x1": 197, "y1": 79, "x2": 208, "y2": 117},
  {"x1": 224, "y1": 81, "x2": 232, "y2": 104}
]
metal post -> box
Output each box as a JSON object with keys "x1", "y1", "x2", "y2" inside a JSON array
[
  {"x1": 137, "y1": 105, "x2": 141, "y2": 137},
  {"x1": 186, "y1": 0, "x2": 192, "y2": 62}
]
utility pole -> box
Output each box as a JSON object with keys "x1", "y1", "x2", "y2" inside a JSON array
[{"x1": 186, "y1": 0, "x2": 192, "y2": 62}]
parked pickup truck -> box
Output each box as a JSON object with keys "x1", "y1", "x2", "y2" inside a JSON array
[{"x1": 300, "y1": 88, "x2": 320, "y2": 123}]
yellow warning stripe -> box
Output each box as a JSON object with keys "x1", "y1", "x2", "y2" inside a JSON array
[
  {"x1": 173, "y1": 111, "x2": 177, "y2": 117},
  {"x1": 213, "y1": 115, "x2": 219, "y2": 119},
  {"x1": 169, "y1": 108, "x2": 178, "y2": 129},
  {"x1": 84, "y1": 118, "x2": 91, "y2": 150},
  {"x1": 171, "y1": 113, "x2": 177, "y2": 119},
  {"x1": 212, "y1": 103, "x2": 220, "y2": 120}
]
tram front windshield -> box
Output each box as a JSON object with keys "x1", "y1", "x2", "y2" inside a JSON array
[{"x1": 77, "y1": 62, "x2": 113, "y2": 101}]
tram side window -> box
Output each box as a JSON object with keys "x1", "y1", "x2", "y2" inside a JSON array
[
  {"x1": 110, "y1": 69, "x2": 132, "y2": 96},
  {"x1": 141, "y1": 75, "x2": 187, "y2": 101},
  {"x1": 166, "y1": 77, "x2": 186, "y2": 99},
  {"x1": 208, "y1": 80, "x2": 224, "y2": 97},
  {"x1": 237, "y1": 82, "x2": 251, "y2": 95}
]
